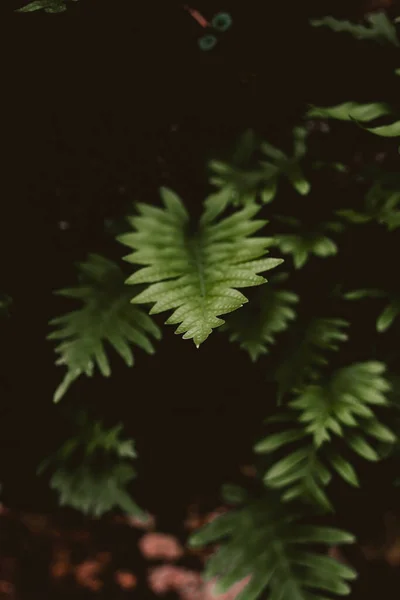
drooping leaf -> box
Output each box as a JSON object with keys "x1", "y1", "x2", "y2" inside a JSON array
[
  {"x1": 273, "y1": 318, "x2": 349, "y2": 400},
  {"x1": 189, "y1": 495, "x2": 356, "y2": 600},
  {"x1": 38, "y1": 418, "x2": 146, "y2": 519},
  {"x1": 48, "y1": 254, "x2": 161, "y2": 402}
]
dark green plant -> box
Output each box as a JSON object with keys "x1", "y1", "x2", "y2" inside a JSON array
[
  {"x1": 3, "y1": 7, "x2": 400, "y2": 600},
  {"x1": 38, "y1": 413, "x2": 146, "y2": 518},
  {"x1": 310, "y1": 11, "x2": 399, "y2": 46},
  {"x1": 48, "y1": 254, "x2": 161, "y2": 402}
]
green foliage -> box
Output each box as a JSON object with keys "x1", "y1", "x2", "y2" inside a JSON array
[
  {"x1": 48, "y1": 254, "x2": 161, "y2": 403},
  {"x1": 271, "y1": 217, "x2": 339, "y2": 269},
  {"x1": 272, "y1": 318, "x2": 349, "y2": 401},
  {"x1": 310, "y1": 11, "x2": 399, "y2": 46},
  {"x1": 4, "y1": 8, "x2": 400, "y2": 598},
  {"x1": 16, "y1": 0, "x2": 77, "y2": 13},
  {"x1": 306, "y1": 101, "x2": 400, "y2": 151},
  {"x1": 118, "y1": 187, "x2": 283, "y2": 347},
  {"x1": 337, "y1": 176, "x2": 400, "y2": 231},
  {"x1": 209, "y1": 127, "x2": 310, "y2": 206},
  {"x1": 221, "y1": 273, "x2": 299, "y2": 361},
  {"x1": 259, "y1": 127, "x2": 310, "y2": 198},
  {"x1": 189, "y1": 494, "x2": 357, "y2": 600},
  {"x1": 365, "y1": 119, "x2": 400, "y2": 138},
  {"x1": 342, "y1": 288, "x2": 400, "y2": 332},
  {"x1": 307, "y1": 102, "x2": 392, "y2": 122},
  {"x1": 256, "y1": 362, "x2": 396, "y2": 510},
  {"x1": 38, "y1": 415, "x2": 146, "y2": 518}
]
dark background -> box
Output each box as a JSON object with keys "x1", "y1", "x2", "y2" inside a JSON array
[{"x1": 0, "y1": 4, "x2": 400, "y2": 596}]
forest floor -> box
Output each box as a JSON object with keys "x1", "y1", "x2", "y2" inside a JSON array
[{"x1": 1, "y1": 466, "x2": 400, "y2": 600}]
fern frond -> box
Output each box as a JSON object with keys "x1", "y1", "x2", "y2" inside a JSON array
[
  {"x1": 366, "y1": 182, "x2": 400, "y2": 231},
  {"x1": 118, "y1": 188, "x2": 283, "y2": 347},
  {"x1": 221, "y1": 275, "x2": 299, "y2": 361},
  {"x1": 310, "y1": 12, "x2": 399, "y2": 46},
  {"x1": 307, "y1": 102, "x2": 392, "y2": 122},
  {"x1": 38, "y1": 418, "x2": 146, "y2": 519},
  {"x1": 273, "y1": 318, "x2": 349, "y2": 401},
  {"x1": 16, "y1": 0, "x2": 76, "y2": 12},
  {"x1": 270, "y1": 217, "x2": 338, "y2": 269},
  {"x1": 256, "y1": 362, "x2": 396, "y2": 510},
  {"x1": 259, "y1": 126, "x2": 310, "y2": 197},
  {"x1": 306, "y1": 101, "x2": 400, "y2": 151},
  {"x1": 189, "y1": 495, "x2": 356, "y2": 600},
  {"x1": 273, "y1": 233, "x2": 337, "y2": 269},
  {"x1": 48, "y1": 254, "x2": 161, "y2": 402},
  {"x1": 336, "y1": 178, "x2": 400, "y2": 231},
  {"x1": 210, "y1": 127, "x2": 310, "y2": 206}
]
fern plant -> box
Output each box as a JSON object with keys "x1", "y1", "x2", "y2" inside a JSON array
[
  {"x1": 221, "y1": 272, "x2": 299, "y2": 362},
  {"x1": 270, "y1": 216, "x2": 340, "y2": 269},
  {"x1": 271, "y1": 317, "x2": 350, "y2": 402},
  {"x1": 307, "y1": 101, "x2": 400, "y2": 151},
  {"x1": 118, "y1": 187, "x2": 283, "y2": 347},
  {"x1": 310, "y1": 11, "x2": 399, "y2": 46},
  {"x1": 38, "y1": 414, "x2": 146, "y2": 518},
  {"x1": 189, "y1": 490, "x2": 357, "y2": 600},
  {"x1": 3, "y1": 6, "x2": 400, "y2": 600},
  {"x1": 48, "y1": 253, "x2": 161, "y2": 402},
  {"x1": 209, "y1": 127, "x2": 310, "y2": 206},
  {"x1": 255, "y1": 362, "x2": 396, "y2": 511}
]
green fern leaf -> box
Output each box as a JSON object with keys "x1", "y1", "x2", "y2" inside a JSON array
[
  {"x1": 209, "y1": 127, "x2": 310, "y2": 206},
  {"x1": 188, "y1": 496, "x2": 356, "y2": 600},
  {"x1": 38, "y1": 418, "x2": 146, "y2": 519},
  {"x1": 221, "y1": 277, "x2": 299, "y2": 361},
  {"x1": 337, "y1": 181, "x2": 400, "y2": 231},
  {"x1": 310, "y1": 12, "x2": 399, "y2": 46},
  {"x1": 307, "y1": 102, "x2": 392, "y2": 122},
  {"x1": 306, "y1": 101, "x2": 400, "y2": 150},
  {"x1": 273, "y1": 318, "x2": 349, "y2": 401},
  {"x1": 118, "y1": 188, "x2": 283, "y2": 347},
  {"x1": 367, "y1": 183, "x2": 400, "y2": 231},
  {"x1": 365, "y1": 120, "x2": 400, "y2": 137},
  {"x1": 377, "y1": 300, "x2": 400, "y2": 332},
  {"x1": 16, "y1": 0, "x2": 76, "y2": 12},
  {"x1": 259, "y1": 127, "x2": 310, "y2": 197},
  {"x1": 292, "y1": 361, "x2": 393, "y2": 444},
  {"x1": 341, "y1": 288, "x2": 385, "y2": 300},
  {"x1": 48, "y1": 254, "x2": 161, "y2": 402},
  {"x1": 335, "y1": 209, "x2": 372, "y2": 224},
  {"x1": 257, "y1": 362, "x2": 396, "y2": 508},
  {"x1": 273, "y1": 233, "x2": 337, "y2": 269}
]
